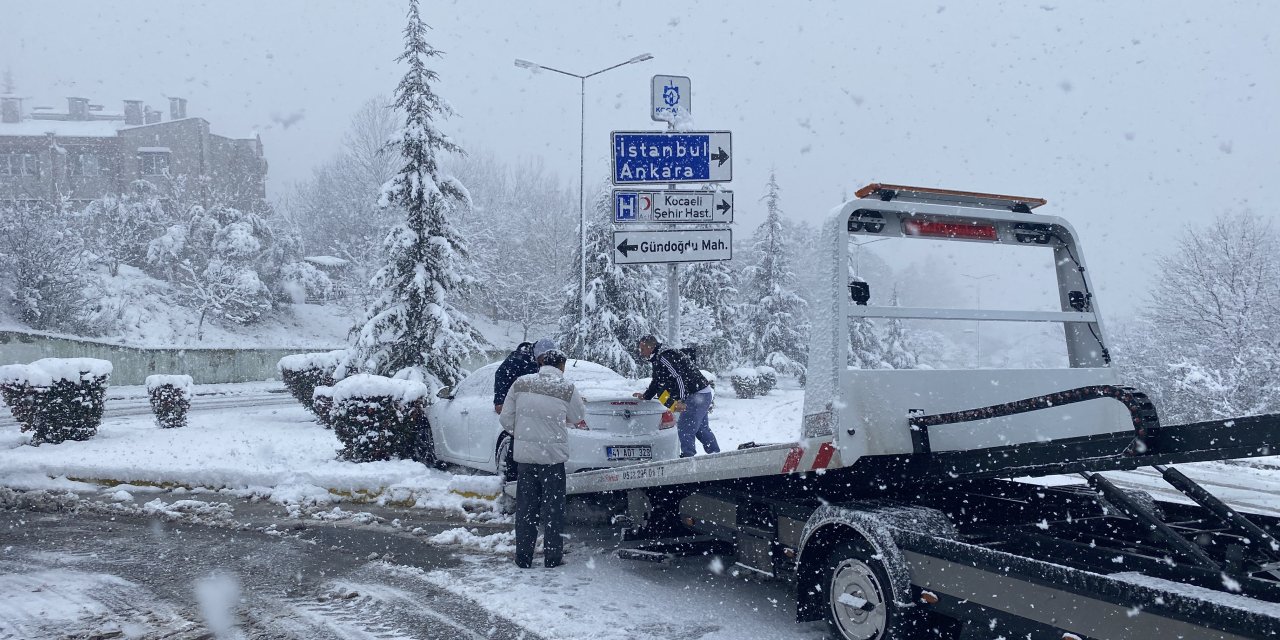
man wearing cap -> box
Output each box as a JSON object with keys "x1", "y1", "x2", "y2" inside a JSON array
[
  {"x1": 499, "y1": 349, "x2": 585, "y2": 568},
  {"x1": 493, "y1": 337, "x2": 556, "y2": 414},
  {"x1": 633, "y1": 334, "x2": 720, "y2": 458}
]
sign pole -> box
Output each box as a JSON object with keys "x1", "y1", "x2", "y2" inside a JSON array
[{"x1": 666, "y1": 117, "x2": 680, "y2": 348}]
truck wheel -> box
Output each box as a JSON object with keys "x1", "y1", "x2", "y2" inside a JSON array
[
  {"x1": 496, "y1": 436, "x2": 518, "y2": 483},
  {"x1": 824, "y1": 541, "x2": 918, "y2": 640}
]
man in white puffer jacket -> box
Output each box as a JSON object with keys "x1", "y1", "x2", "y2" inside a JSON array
[{"x1": 499, "y1": 349, "x2": 586, "y2": 568}]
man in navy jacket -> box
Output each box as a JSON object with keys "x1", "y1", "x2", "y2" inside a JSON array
[{"x1": 633, "y1": 335, "x2": 720, "y2": 458}]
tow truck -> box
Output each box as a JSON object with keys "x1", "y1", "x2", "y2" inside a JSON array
[{"x1": 543, "y1": 184, "x2": 1280, "y2": 639}]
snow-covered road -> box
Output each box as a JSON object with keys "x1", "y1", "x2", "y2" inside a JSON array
[{"x1": 4, "y1": 378, "x2": 1280, "y2": 639}]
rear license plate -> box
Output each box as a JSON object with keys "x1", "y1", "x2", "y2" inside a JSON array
[{"x1": 606, "y1": 445, "x2": 652, "y2": 461}]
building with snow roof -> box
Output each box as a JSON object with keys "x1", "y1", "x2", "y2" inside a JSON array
[{"x1": 0, "y1": 95, "x2": 267, "y2": 210}]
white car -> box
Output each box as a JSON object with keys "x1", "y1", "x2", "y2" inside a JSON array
[{"x1": 425, "y1": 359, "x2": 679, "y2": 478}]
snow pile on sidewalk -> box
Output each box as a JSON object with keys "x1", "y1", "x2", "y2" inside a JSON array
[
  {"x1": 0, "y1": 376, "x2": 806, "y2": 516},
  {"x1": 0, "y1": 402, "x2": 502, "y2": 516}
]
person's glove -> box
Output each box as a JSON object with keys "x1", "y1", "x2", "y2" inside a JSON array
[{"x1": 671, "y1": 400, "x2": 687, "y2": 413}]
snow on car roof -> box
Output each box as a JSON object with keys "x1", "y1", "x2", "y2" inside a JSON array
[{"x1": 471, "y1": 358, "x2": 636, "y2": 399}]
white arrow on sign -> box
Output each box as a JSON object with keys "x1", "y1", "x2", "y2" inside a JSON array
[
  {"x1": 612, "y1": 228, "x2": 732, "y2": 265},
  {"x1": 613, "y1": 189, "x2": 733, "y2": 224}
]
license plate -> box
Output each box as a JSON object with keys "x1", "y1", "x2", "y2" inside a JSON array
[{"x1": 606, "y1": 445, "x2": 652, "y2": 461}]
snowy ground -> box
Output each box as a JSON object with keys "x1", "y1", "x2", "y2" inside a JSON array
[
  {"x1": 5, "y1": 376, "x2": 1280, "y2": 639},
  {"x1": 0, "y1": 378, "x2": 807, "y2": 507}
]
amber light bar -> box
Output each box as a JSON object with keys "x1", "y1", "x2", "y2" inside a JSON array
[
  {"x1": 855, "y1": 183, "x2": 1048, "y2": 211},
  {"x1": 903, "y1": 219, "x2": 998, "y2": 241}
]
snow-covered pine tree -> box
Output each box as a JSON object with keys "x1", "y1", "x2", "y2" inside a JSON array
[
  {"x1": 881, "y1": 285, "x2": 918, "y2": 369},
  {"x1": 0, "y1": 200, "x2": 92, "y2": 333},
  {"x1": 743, "y1": 171, "x2": 809, "y2": 377},
  {"x1": 349, "y1": 0, "x2": 482, "y2": 390},
  {"x1": 82, "y1": 180, "x2": 165, "y2": 276},
  {"x1": 680, "y1": 257, "x2": 740, "y2": 372},
  {"x1": 555, "y1": 187, "x2": 663, "y2": 378},
  {"x1": 846, "y1": 268, "x2": 887, "y2": 369}
]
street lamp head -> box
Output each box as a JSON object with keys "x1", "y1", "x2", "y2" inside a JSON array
[
  {"x1": 513, "y1": 59, "x2": 539, "y2": 70},
  {"x1": 629, "y1": 53, "x2": 654, "y2": 63}
]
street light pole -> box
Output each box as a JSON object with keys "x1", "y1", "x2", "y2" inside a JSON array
[
  {"x1": 960, "y1": 273, "x2": 996, "y2": 368},
  {"x1": 514, "y1": 53, "x2": 654, "y2": 346}
]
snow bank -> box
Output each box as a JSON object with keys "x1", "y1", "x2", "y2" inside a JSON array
[
  {"x1": 30, "y1": 357, "x2": 113, "y2": 381},
  {"x1": 429, "y1": 527, "x2": 516, "y2": 554},
  {"x1": 145, "y1": 374, "x2": 193, "y2": 398},
  {"x1": 331, "y1": 373, "x2": 428, "y2": 404}
]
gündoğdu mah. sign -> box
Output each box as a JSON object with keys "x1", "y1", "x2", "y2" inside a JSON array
[{"x1": 612, "y1": 228, "x2": 732, "y2": 265}]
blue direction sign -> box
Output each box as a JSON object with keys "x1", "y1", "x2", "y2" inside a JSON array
[{"x1": 611, "y1": 131, "x2": 732, "y2": 185}]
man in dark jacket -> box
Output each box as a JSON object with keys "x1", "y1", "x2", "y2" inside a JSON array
[
  {"x1": 494, "y1": 342, "x2": 538, "y2": 414},
  {"x1": 633, "y1": 334, "x2": 720, "y2": 458}
]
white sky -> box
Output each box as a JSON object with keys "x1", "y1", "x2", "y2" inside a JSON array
[{"x1": 4, "y1": 0, "x2": 1277, "y2": 318}]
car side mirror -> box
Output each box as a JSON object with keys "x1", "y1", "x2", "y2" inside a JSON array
[{"x1": 436, "y1": 386, "x2": 453, "y2": 400}]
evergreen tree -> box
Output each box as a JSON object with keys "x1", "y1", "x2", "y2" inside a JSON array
[
  {"x1": 882, "y1": 285, "x2": 918, "y2": 369},
  {"x1": 350, "y1": 0, "x2": 482, "y2": 390},
  {"x1": 555, "y1": 187, "x2": 663, "y2": 378},
  {"x1": 743, "y1": 171, "x2": 809, "y2": 376},
  {"x1": 680, "y1": 258, "x2": 740, "y2": 372}
]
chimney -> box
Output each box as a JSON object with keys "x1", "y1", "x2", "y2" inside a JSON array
[
  {"x1": 1, "y1": 97, "x2": 19, "y2": 124},
  {"x1": 123, "y1": 100, "x2": 143, "y2": 125},
  {"x1": 144, "y1": 106, "x2": 161, "y2": 124},
  {"x1": 169, "y1": 96, "x2": 187, "y2": 120},
  {"x1": 67, "y1": 97, "x2": 89, "y2": 120}
]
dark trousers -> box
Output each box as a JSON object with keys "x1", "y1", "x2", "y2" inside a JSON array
[{"x1": 514, "y1": 461, "x2": 566, "y2": 568}]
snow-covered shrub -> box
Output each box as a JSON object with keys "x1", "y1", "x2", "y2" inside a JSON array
[
  {"x1": 754, "y1": 365, "x2": 777, "y2": 395},
  {"x1": 146, "y1": 374, "x2": 193, "y2": 429},
  {"x1": 312, "y1": 385, "x2": 335, "y2": 429},
  {"x1": 0, "y1": 364, "x2": 52, "y2": 432},
  {"x1": 0, "y1": 202, "x2": 94, "y2": 333},
  {"x1": 330, "y1": 374, "x2": 427, "y2": 462},
  {"x1": 277, "y1": 350, "x2": 347, "y2": 414},
  {"x1": 731, "y1": 367, "x2": 762, "y2": 399},
  {"x1": 27, "y1": 358, "x2": 112, "y2": 445},
  {"x1": 279, "y1": 261, "x2": 334, "y2": 303}
]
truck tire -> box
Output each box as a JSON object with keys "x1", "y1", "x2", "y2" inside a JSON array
[{"x1": 824, "y1": 541, "x2": 920, "y2": 640}]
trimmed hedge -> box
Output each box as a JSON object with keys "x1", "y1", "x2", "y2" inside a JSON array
[
  {"x1": 755, "y1": 366, "x2": 778, "y2": 395},
  {"x1": 731, "y1": 367, "x2": 762, "y2": 399},
  {"x1": 147, "y1": 374, "x2": 193, "y2": 429},
  {"x1": 277, "y1": 350, "x2": 347, "y2": 415},
  {"x1": 330, "y1": 374, "x2": 428, "y2": 462},
  {"x1": 0, "y1": 364, "x2": 49, "y2": 433},
  {"x1": 27, "y1": 358, "x2": 112, "y2": 445},
  {"x1": 312, "y1": 385, "x2": 335, "y2": 429}
]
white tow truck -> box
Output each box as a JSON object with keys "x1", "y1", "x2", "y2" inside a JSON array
[{"x1": 544, "y1": 184, "x2": 1280, "y2": 639}]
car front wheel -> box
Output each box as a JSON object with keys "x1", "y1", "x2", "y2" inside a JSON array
[{"x1": 496, "y1": 435, "x2": 517, "y2": 483}]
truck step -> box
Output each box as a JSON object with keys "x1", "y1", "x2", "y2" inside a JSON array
[{"x1": 614, "y1": 548, "x2": 672, "y2": 563}]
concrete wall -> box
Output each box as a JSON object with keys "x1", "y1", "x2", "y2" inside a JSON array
[
  {"x1": 0, "y1": 330, "x2": 321, "y2": 386},
  {"x1": 0, "y1": 330, "x2": 504, "y2": 387}
]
